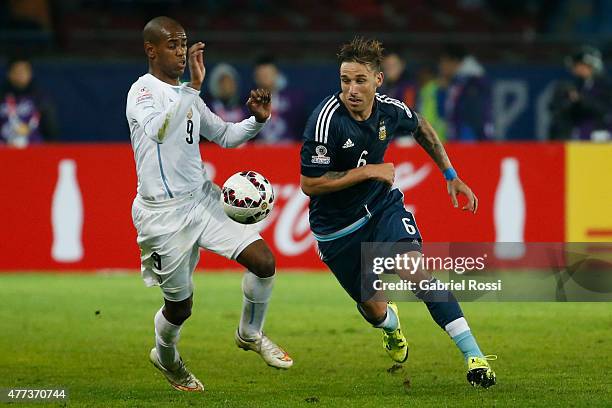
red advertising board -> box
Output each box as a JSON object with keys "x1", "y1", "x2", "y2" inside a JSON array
[{"x1": 0, "y1": 143, "x2": 564, "y2": 270}]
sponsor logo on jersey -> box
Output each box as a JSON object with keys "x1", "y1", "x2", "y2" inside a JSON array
[
  {"x1": 342, "y1": 138, "x2": 355, "y2": 149},
  {"x1": 378, "y1": 120, "x2": 387, "y2": 141},
  {"x1": 311, "y1": 145, "x2": 331, "y2": 165}
]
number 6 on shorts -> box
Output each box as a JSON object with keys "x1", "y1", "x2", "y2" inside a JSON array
[{"x1": 402, "y1": 217, "x2": 417, "y2": 235}]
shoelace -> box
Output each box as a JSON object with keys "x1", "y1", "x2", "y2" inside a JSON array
[
  {"x1": 387, "y1": 330, "x2": 405, "y2": 347},
  {"x1": 172, "y1": 360, "x2": 195, "y2": 383},
  {"x1": 260, "y1": 336, "x2": 285, "y2": 357},
  {"x1": 470, "y1": 355, "x2": 497, "y2": 368}
]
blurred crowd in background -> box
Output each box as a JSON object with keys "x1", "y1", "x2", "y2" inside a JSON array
[{"x1": 2, "y1": 0, "x2": 612, "y2": 146}]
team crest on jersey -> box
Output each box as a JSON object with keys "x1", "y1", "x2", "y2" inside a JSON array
[
  {"x1": 311, "y1": 145, "x2": 330, "y2": 165},
  {"x1": 187, "y1": 108, "x2": 193, "y2": 119},
  {"x1": 378, "y1": 120, "x2": 387, "y2": 140}
]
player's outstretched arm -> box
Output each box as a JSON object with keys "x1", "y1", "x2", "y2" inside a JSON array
[
  {"x1": 413, "y1": 113, "x2": 453, "y2": 170},
  {"x1": 413, "y1": 114, "x2": 478, "y2": 213},
  {"x1": 197, "y1": 89, "x2": 270, "y2": 148},
  {"x1": 300, "y1": 163, "x2": 394, "y2": 196}
]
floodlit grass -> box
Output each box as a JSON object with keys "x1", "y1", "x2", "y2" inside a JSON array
[{"x1": 1, "y1": 272, "x2": 611, "y2": 407}]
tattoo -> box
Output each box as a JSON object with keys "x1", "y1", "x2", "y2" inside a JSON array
[
  {"x1": 413, "y1": 113, "x2": 451, "y2": 170},
  {"x1": 323, "y1": 170, "x2": 348, "y2": 180}
]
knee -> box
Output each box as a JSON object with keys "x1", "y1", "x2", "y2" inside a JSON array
[
  {"x1": 164, "y1": 298, "x2": 192, "y2": 325},
  {"x1": 173, "y1": 306, "x2": 192, "y2": 324},
  {"x1": 251, "y1": 250, "x2": 276, "y2": 278},
  {"x1": 237, "y1": 240, "x2": 276, "y2": 278}
]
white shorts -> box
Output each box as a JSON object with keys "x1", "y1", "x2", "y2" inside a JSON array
[{"x1": 132, "y1": 183, "x2": 261, "y2": 302}]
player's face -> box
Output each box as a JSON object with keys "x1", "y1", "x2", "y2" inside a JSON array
[
  {"x1": 151, "y1": 28, "x2": 188, "y2": 79},
  {"x1": 340, "y1": 62, "x2": 383, "y2": 116}
]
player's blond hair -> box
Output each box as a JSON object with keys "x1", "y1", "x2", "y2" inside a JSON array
[{"x1": 337, "y1": 37, "x2": 384, "y2": 72}]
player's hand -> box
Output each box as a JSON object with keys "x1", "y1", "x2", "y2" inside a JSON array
[
  {"x1": 188, "y1": 42, "x2": 205, "y2": 90},
  {"x1": 246, "y1": 89, "x2": 271, "y2": 123},
  {"x1": 367, "y1": 163, "x2": 395, "y2": 186},
  {"x1": 447, "y1": 178, "x2": 478, "y2": 214}
]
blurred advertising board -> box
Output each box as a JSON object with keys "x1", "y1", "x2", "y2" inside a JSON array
[
  {"x1": 565, "y1": 143, "x2": 612, "y2": 242},
  {"x1": 0, "y1": 143, "x2": 569, "y2": 270}
]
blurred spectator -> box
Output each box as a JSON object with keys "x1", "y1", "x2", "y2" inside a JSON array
[
  {"x1": 439, "y1": 45, "x2": 494, "y2": 141},
  {"x1": 206, "y1": 63, "x2": 248, "y2": 123},
  {"x1": 252, "y1": 56, "x2": 305, "y2": 143},
  {"x1": 0, "y1": 57, "x2": 57, "y2": 147},
  {"x1": 416, "y1": 64, "x2": 447, "y2": 142},
  {"x1": 7, "y1": 0, "x2": 53, "y2": 30},
  {"x1": 548, "y1": 46, "x2": 612, "y2": 141},
  {"x1": 379, "y1": 52, "x2": 416, "y2": 107}
]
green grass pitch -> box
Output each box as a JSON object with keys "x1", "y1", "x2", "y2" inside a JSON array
[{"x1": 1, "y1": 272, "x2": 611, "y2": 407}]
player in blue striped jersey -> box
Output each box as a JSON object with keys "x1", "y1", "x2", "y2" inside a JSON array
[{"x1": 300, "y1": 37, "x2": 496, "y2": 388}]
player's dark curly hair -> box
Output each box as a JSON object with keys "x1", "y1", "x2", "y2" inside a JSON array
[{"x1": 337, "y1": 37, "x2": 384, "y2": 72}]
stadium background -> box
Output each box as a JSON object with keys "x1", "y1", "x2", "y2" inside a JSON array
[
  {"x1": 0, "y1": 0, "x2": 612, "y2": 406},
  {"x1": 1, "y1": 0, "x2": 610, "y2": 270}
]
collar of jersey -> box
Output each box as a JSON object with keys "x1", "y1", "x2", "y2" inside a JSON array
[
  {"x1": 335, "y1": 91, "x2": 379, "y2": 124},
  {"x1": 145, "y1": 73, "x2": 183, "y2": 89}
]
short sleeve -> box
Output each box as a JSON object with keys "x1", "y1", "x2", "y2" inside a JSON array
[
  {"x1": 395, "y1": 102, "x2": 419, "y2": 136},
  {"x1": 300, "y1": 139, "x2": 336, "y2": 177},
  {"x1": 300, "y1": 100, "x2": 339, "y2": 177}
]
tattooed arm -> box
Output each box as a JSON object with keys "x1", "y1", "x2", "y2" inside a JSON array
[
  {"x1": 413, "y1": 113, "x2": 453, "y2": 171},
  {"x1": 300, "y1": 164, "x2": 394, "y2": 197},
  {"x1": 414, "y1": 114, "x2": 478, "y2": 213}
]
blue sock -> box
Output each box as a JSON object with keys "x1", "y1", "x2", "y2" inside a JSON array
[
  {"x1": 413, "y1": 279, "x2": 484, "y2": 361},
  {"x1": 446, "y1": 317, "x2": 484, "y2": 361},
  {"x1": 374, "y1": 304, "x2": 399, "y2": 333},
  {"x1": 414, "y1": 278, "x2": 464, "y2": 328},
  {"x1": 452, "y1": 330, "x2": 484, "y2": 361}
]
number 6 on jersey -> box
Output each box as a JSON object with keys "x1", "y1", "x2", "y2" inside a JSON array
[{"x1": 357, "y1": 150, "x2": 368, "y2": 167}]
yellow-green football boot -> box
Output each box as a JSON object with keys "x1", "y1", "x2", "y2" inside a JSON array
[
  {"x1": 382, "y1": 302, "x2": 409, "y2": 363},
  {"x1": 467, "y1": 355, "x2": 497, "y2": 388}
]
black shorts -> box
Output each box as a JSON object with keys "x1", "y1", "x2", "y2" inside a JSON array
[{"x1": 317, "y1": 197, "x2": 422, "y2": 302}]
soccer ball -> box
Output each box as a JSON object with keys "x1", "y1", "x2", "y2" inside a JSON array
[{"x1": 221, "y1": 171, "x2": 275, "y2": 224}]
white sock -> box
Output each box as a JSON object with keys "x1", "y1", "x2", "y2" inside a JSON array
[
  {"x1": 154, "y1": 307, "x2": 182, "y2": 369},
  {"x1": 239, "y1": 271, "x2": 274, "y2": 340}
]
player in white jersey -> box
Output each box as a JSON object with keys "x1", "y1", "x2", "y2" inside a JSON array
[{"x1": 126, "y1": 16, "x2": 293, "y2": 393}]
